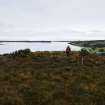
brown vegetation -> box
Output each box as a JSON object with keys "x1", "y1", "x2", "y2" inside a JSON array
[{"x1": 0, "y1": 50, "x2": 105, "y2": 105}]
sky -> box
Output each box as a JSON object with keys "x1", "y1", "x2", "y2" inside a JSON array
[{"x1": 0, "y1": 0, "x2": 105, "y2": 40}]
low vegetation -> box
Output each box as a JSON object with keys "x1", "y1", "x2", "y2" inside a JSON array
[{"x1": 0, "y1": 49, "x2": 105, "y2": 105}]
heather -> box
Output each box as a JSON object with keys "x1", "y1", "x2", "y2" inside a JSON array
[{"x1": 0, "y1": 49, "x2": 105, "y2": 105}]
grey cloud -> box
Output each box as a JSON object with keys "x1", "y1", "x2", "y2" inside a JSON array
[{"x1": 0, "y1": 0, "x2": 105, "y2": 40}]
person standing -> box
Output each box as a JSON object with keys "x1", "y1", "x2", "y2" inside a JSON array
[{"x1": 66, "y1": 45, "x2": 71, "y2": 56}]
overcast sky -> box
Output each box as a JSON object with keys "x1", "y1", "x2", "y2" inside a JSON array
[{"x1": 0, "y1": 0, "x2": 105, "y2": 40}]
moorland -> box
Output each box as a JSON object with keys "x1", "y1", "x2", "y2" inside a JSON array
[{"x1": 0, "y1": 49, "x2": 105, "y2": 105}]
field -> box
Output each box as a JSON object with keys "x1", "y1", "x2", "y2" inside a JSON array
[{"x1": 0, "y1": 50, "x2": 105, "y2": 105}]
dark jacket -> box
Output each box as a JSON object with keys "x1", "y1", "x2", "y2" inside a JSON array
[{"x1": 66, "y1": 46, "x2": 71, "y2": 53}]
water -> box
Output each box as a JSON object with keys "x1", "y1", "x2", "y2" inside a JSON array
[{"x1": 0, "y1": 42, "x2": 81, "y2": 54}]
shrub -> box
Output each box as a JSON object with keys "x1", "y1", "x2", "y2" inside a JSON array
[
  {"x1": 9, "y1": 49, "x2": 31, "y2": 57},
  {"x1": 99, "y1": 49, "x2": 105, "y2": 52}
]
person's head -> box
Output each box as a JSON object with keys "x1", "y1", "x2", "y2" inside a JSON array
[{"x1": 67, "y1": 45, "x2": 70, "y2": 48}]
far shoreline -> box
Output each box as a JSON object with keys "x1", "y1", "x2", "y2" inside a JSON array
[{"x1": 0, "y1": 40, "x2": 72, "y2": 43}]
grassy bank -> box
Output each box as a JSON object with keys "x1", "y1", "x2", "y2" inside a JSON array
[{"x1": 0, "y1": 50, "x2": 105, "y2": 105}]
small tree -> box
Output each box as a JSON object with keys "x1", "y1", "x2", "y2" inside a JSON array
[{"x1": 80, "y1": 48, "x2": 88, "y2": 65}]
